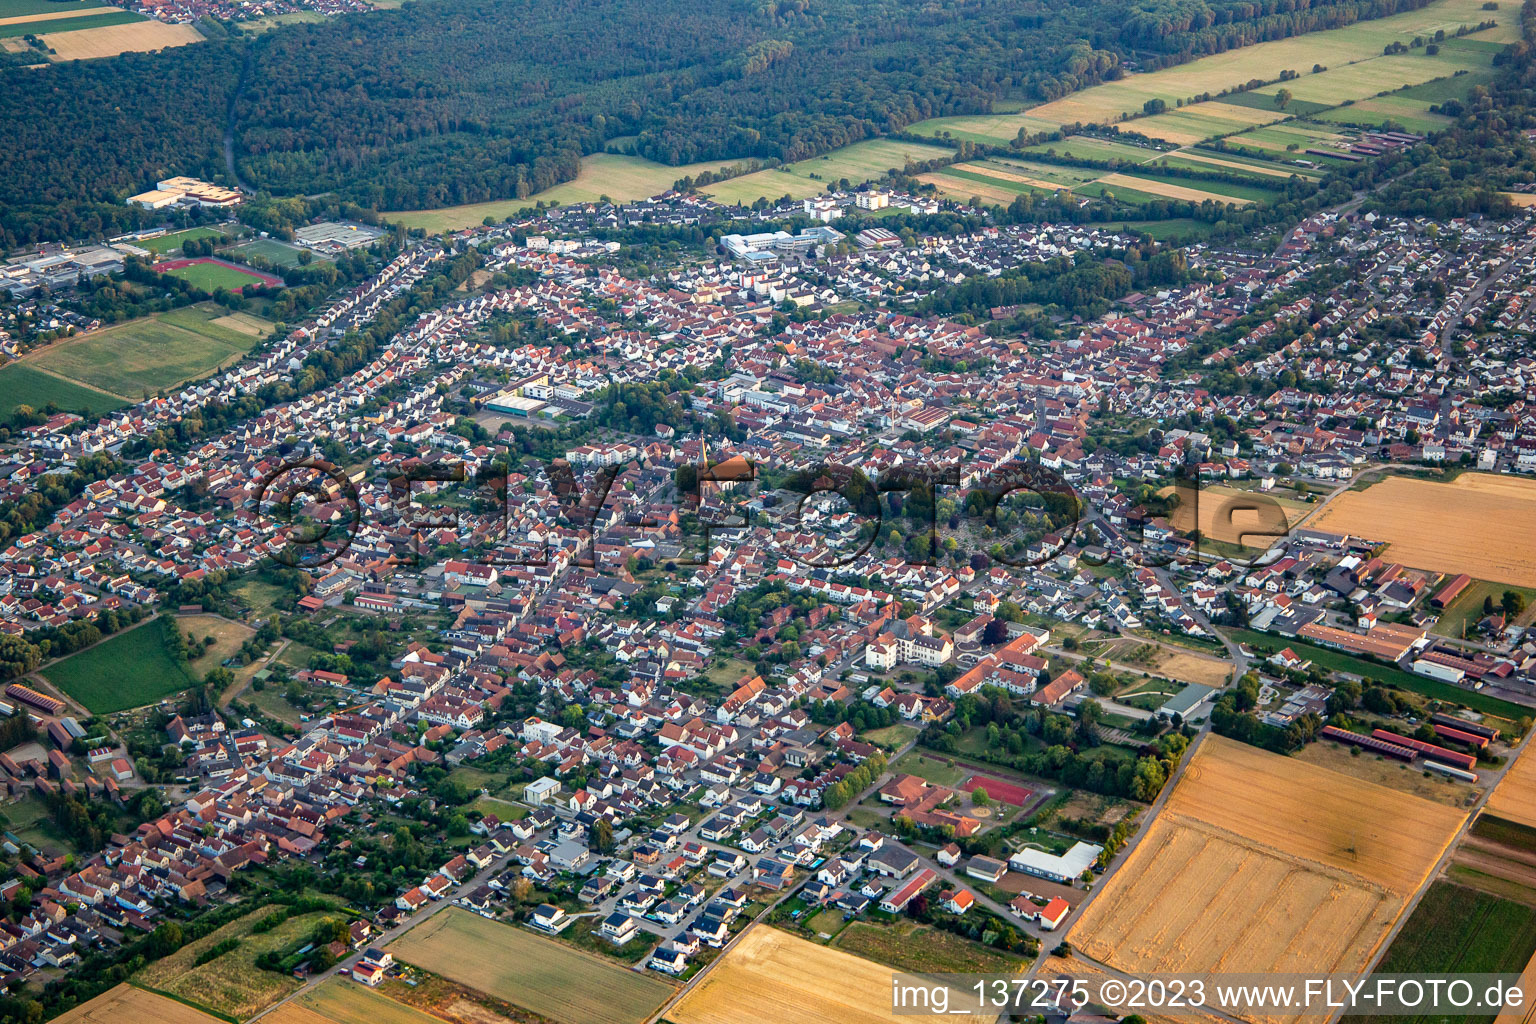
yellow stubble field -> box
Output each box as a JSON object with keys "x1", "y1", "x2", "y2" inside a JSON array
[
  {"x1": 1308, "y1": 473, "x2": 1536, "y2": 588},
  {"x1": 1070, "y1": 736, "x2": 1466, "y2": 1020},
  {"x1": 42, "y1": 19, "x2": 202, "y2": 59},
  {"x1": 49, "y1": 985, "x2": 227, "y2": 1024},
  {"x1": 669, "y1": 925, "x2": 997, "y2": 1024}
]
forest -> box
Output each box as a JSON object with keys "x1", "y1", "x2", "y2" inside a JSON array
[{"x1": 0, "y1": 0, "x2": 1462, "y2": 243}]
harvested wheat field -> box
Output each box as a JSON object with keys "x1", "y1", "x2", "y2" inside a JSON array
[
  {"x1": 1488, "y1": 750, "x2": 1536, "y2": 831},
  {"x1": 1097, "y1": 173, "x2": 1253, "y2": 204},
  {"x1": 1310, "y1": 473, "x2": 1536, "y2": 587},
  {"x1": 1165, "y1": 483, "x2": 1308, "y2": 549},
  {"x1": 49, "y1": 984, "x2": 226, "y2": 1024},
  {"x1": 1071, "y1": 736, "x2": 1466, "y2": 1022},
  {"x1": 1036, "y1": 954, "x2": 1228, "y2": 1024},
  {"x1": 42, "y1": 19, "x2": 201, "y2": 59},
  {"x1": 670, "y1": 926, "x2": 997, "y2": 1024}
]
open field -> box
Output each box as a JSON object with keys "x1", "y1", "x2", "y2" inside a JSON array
[
  {"x1": 268, "y1": 978, "x2": 442, "y2": 1024},
  {"x1": 0, "y1": 361, "x2": 125, "y2": 416},
  {"x1": 1228, "y1": 120, "x2": 1352, "y2": 154},
  {"x1": 1148, "y1": 647, "x2": 1237, "y2": 687},
  {"x1": 1023, "y1": 136, "x2": 1168, "y2": 163},
  {"x1": 387, "y1": 907, "x2": 674, "y2": 1024},
  {"x1": 39, "y1": 619, "x2": 197, "y2": 713},
  {"x1": 907, "y1": 110, "x2": 1060, "y2": 146},
  {"x1": 24, "y1": 303, "x2": 263, "y2": 400},
  {"x1": 0, "y1": 5, "x2": 134, "y2": 36},
  {"x1": 701, "y1": 138, "x2": 954, "y2": 206},
  {"x1": 41, "y1": 16, "x2": 199, "y2": 57},
  {"x1": 1309, "y1": 473, "x2": 1536, "y2": 588},
  {"x1": 670, "y1": 925, "x2": 996, "y2": 1024},
  {"x1": 137, "y1": 909, "x2": 338, "y2": 1020},
  {"x1": 386, "y1": 152, "x2": 751, "y2": 233},
  {"x1": 1132, "y1": 102, "x2": 1290, "y2": 146},
  {"x1": 1355, "y1": 882, "x2": 1536, "y2": 1024},
  {"x1": 1489, "y1": 753, "x2": 1536, "y2": 832},
  {"x1": 1095, "y1": 173, "x2": 1259, "y2": 205},
  {"x1": 1434, "y1": 579, "x2": 1536, "y2": 638},
  {"x1": 1071, "y1": 736, "x2": 1465, "y2": 1012},
  {"x1": 0, "y1": 4, "x2": 114, "y2": 26},
  {"x1": 1153, "y1": 149, "x2": 1316, "y2": 179},
  {"x1": 1165, "y1": 483, "x2": 1310, "y2": 549},
  {"x1": 1024, "y1": 0, "x2": 1515, "y2": 127},
  {"x1": 1157, "y1": 735, "x2": 1465, "y2": 892},
  {"x1": 48, "y1": 984, "x2": 227, "y2": 1024},
  {"x1": 0, "y1": 0, "x2": 114, "y2": 15},
  {"x1": 1291, "y1": 737, "x2": 1477, "y2": 806},
  {"x1": 179, "y1": 614, "x2": 255, "y2": 677},
  {"x1": 832, "y1": 918, "x2": 1025, "y2": 973}
]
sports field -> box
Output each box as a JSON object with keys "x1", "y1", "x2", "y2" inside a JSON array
[
  {"x1": 268, "y1": 979, "x2": 442, "y2": 1024},
  {"x1": 138, "y1": 226, "x2": 229, "y2": 255},
  {"x1": 1309, "y1": 473, "x2": 1536, "y2": 588},
  {"x1": 1071, "y1": 736, "x2": 1466, "y2": 1018},
  {"x1": 155, "y1": 257, "x2": 280, "y2": 294},
  {"x1": 1025, "y1": 0, "x2": 1515, "y2": 127},
  {"x1": 386, "y1": 152, "x2": 749, "y2": 233},
  {"x1": 24, "y1": 303, "x2": 266, "y2": 400},
  {"x1": 41, "y1": 16, "x2": 199, "y2": 57},
  {"x1": 38, "y1": 618, "x2": 197, "y2": 714},
  {"x1": 701, "y1": 138, "x2": 954, "y2": 206},
  {"x1": 49, "y1": 984, "x2": 226, "y2": 1024},
  {"x1": 0, "y1": 361, "x2": 124, "y2": 417},
  {"x1": 229, "y1": 237, "x2": 311, "y2": 268},
  {"x1": 386, "y1": 907, "x2": 674, "y2": 1024},
  {"x1": 670, "y1": 925, "x2": 995, "y2": 1024}
]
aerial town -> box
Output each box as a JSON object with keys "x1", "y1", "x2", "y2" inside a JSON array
[{"x1": 3, "y1": 0, "x2": 1536, "y2": 1023}]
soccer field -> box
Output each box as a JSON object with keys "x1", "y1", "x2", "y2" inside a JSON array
[{"x1": 157, "y1": 257, "x2": 278, "y2": 293}]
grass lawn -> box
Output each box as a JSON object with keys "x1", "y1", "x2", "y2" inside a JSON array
[
  {"x1": 179, "y1": 614, "x2": 255, "y2": 678},
  {"x1": 892, "y1": 751, "x2": 968, "y2": 787},
  {"x1": 831, "y1": 920, "x2": 1025, "y2": 974},
  {"x1": 0, "y1": 361, "x2": 125, "y2": 417},
  {"x1": 233, "y1": 577, "x2": 290, "y2": 621},
  {"x1": 386, "y1": 908, "x2": 674, "y2": 1024},
  {"x1": 470, "y1": 795, "x2": 529, "y2": 820},
  {"x1": 1434, "y1": 580, "x2": 1536, "y2": 639},
  {"x1": 39, "y1": 619, "x2": 197, "y2": 714},
  {"x1": 1352, "y1": 881, "x2": 1536, "y2": 1024},
  {"x1": 862, "y1": 723, "x2": 919, "y2": 749},
  {"x1": 139, "y1": 226, "x2": 230, "y2": 255},
  {"x1": 25, "y1": 303, "x2": 259, "y2": 400}
]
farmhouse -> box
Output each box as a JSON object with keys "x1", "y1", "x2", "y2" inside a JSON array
[{"x1": 879, "y1": 867, "x2": 937, "y2": 913}]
